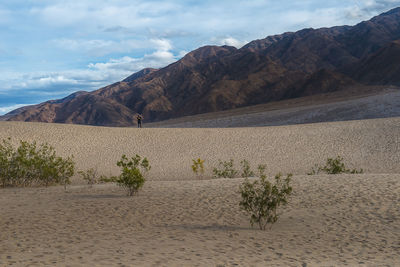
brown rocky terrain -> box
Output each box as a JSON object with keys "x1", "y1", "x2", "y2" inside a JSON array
[
  {"x1": 146, "y1": 87, "x2": 400, "y2": 128},
  {"x1": 352, "y1": 40, "x2": 400, "y2": 84},
  {"x1": 3, "y1": 7, "x2": 400, "y2": 126}
]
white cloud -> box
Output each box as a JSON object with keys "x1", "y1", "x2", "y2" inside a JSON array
[
  {"x1": 346, "y1": 0, "x2": 400, "y2": 19},
  {"x1": 52, "y1": 38, "x2": 147, "y2": 56},
  {"x1": 0, "y1": 38, "x2": 179, "y2": 98},
  {"x1": 213, "y1": 37, "x2": 247, "y2": 48},
  {"x1": 19, "y1": 75, "x2": 79, "y2": 89},
  {"x1": 88, "y1": 39, "x2": 176, "y2": 74},
  {"x1": 1, "y1": 70, "x2": 115, "y2": 93},
  {"x1": 279, "y1": 8, "x2": 362, "y2": 30},
  {"x1": 52, "y1": 37, "x2": 176, "y2": 57},
  {"x1": 0, "y1": 104, "x2": 27, "y2": 115},
  {"x1": 53, "y1": 39, "x2": 114, "y2": 50},
  {"x1": 30, "y1": 1, "x2": 179, "y2": 29},
  {"x1": 150, "y1": 38, "x2": 173, "y2": 51},
  {"x1": 26, "y1": 1, "x2": 400, "y2": 55}
]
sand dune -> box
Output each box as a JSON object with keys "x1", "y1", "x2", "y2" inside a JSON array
[
  {"x1": 0, "y1": 118, "x2": 399, "y2": 266},
  {"x1": 0, "y1": 117, "x2": 400, "y2": 180},
  {"x1": 1, "y1": 175, "x2": 399, "y2": 266}
]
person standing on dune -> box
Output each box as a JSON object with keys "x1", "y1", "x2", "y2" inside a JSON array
[{"x1": 136, "y1": 114, "x2": 143, "y2": 128}]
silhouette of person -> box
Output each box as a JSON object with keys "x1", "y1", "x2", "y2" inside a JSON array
[{"x1": 136, "y1": 114, "x2": 143, "y2": 128}]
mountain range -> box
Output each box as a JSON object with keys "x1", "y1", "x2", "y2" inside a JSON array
[{"x1": 3, "y1": 7, "x2": 400, "y2": 126}]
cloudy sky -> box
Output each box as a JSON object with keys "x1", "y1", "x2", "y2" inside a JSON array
[{"x1": 0, "y1": 0, "x2": 399, "y2": 114}]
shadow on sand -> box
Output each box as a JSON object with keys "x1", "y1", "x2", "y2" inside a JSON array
[{"x1": 157, "y1": 223, "x2": 252, "y2": 231}]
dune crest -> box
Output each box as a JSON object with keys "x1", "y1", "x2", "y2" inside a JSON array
[{"x1": 0, "y1": 118, "x2": 399, "y2": 181}]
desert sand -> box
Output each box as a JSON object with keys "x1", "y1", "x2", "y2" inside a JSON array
[{"x1": 0, "y1": 118, "x2": 399, "y2": 266}]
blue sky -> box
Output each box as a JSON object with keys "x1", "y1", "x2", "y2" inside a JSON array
[{"x1": 1, "y1": 0, "x2": 400, "y2": 114}]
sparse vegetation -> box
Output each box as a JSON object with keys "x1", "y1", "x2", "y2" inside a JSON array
[
  {"x1": 308, "y1": 156, "x2": 363, "y2": 175},
  {"x1": 213, "y1": 159, "x2": 238, "y2": 178},
  {"x1": 240, "y1": 159, "x2": 255, "y2": 178},
  {"x1": 213, "y1": 159, "x2": 258, "y2": 178},
  {"x1": 0, "y1": 138, "x2": 75, "y2": 188},
  {"x1": 307, "y1": 164, "x2": 320, "y2": 175},
  {"x1": 239, "y1": 165, "x2": 293, "y2": 230},
  {"x1": 99, "y1": 174, "x2": 118, "y2": 183},
  {"x1": 191, "y1": 158, "x2": 205, "y2": 177},
  {"x1": 78, "y1": 168, "x2": 99, "y2": 187},
  {"x1": 116, "y1": 154, "x2": 151, "y2": 196}
]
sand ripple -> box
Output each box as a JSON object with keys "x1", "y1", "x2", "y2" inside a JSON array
[{"x1": 1, "y1": 175, "x2": 399, "y2": 266}]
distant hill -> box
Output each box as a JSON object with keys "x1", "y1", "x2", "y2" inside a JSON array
[
  {"x1": 146, "y1": 87, "x2": 400, "y2": 128},
  {"x1": 3, "y1": 7, "x2": 400, "y2": 126}
]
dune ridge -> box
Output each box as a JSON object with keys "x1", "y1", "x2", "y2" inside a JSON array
[{"x1": 0, "y1": 117, "x2": 399, "y2": 181}]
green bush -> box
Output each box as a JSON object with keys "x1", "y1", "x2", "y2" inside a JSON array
[
  {"x1": 0, "y1": 138, "x2": 75, "y2": 188},
  {"x1": 213, "y1": 159, "x2": 238, "y2": 178},
  {"x1": 0, "y1": 138, "x2": 16, "y2": 187},
  {"x1": 213, "y1": 159, "x2": 257, "y2": 179},
  {"x1": 308, "y1": 156, "x2": 363, "y2": 175},
  {"x1": 116, "y1": 154, "x2": 151, "y2": 196},
  {"x1": 191, "y1": 158, "x2": 205, "y2": 176},
  {"x1": 239, "y1": 165, "x2": 293, "y2": 230},
  {"x1": 99, "y1": 174, "x2": 118, "y2": 183}
]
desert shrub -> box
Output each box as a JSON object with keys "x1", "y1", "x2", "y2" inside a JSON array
[
  {"x1": 213, "y1": 159, "x2": 238, "y2": 178},
  {"x1": 239, "y1": 165, "x2": 293, "y2": 230},
  {"x1": 78, "y1": 168, "x2": 99, "y2": 187},
  {"x1": 116, "y1": 154, "x2": 151, "y2": 196},
  {"x1": 213, "y1": 159, "x2": 257, "y2": 178},
  {"x1": 191, "y1": 158, "x2": 205, "y2": 176},
  {"x1": 240, "y1": 159, "x2": 255, "y2": 178},
  {"x1": 99, "y1": 174, "x2": 118, "y2": 183},
  {"x1": 0, "y1": 138, "x2": 75, "y2": 188},
  {"x1": 53, "y1": 155, "x2": 75, "y2": 190},
  {"x1": 34, "y1": 143, "x2": 75, "y2": 189},
  {"x1": 0, "y1": 138, "x2": 16, "y2": 187},
  {"x1": 308, "y1": 156, "x2": 363, "y2": 175}
]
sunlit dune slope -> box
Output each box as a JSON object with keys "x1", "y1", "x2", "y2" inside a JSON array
[{"x1": 1, "y1": 117, "x2": 399, "y2": 181}]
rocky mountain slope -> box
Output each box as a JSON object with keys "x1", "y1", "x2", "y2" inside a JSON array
[{"x1": 3, "y1": 7, "x2": 400, "y2": 126}]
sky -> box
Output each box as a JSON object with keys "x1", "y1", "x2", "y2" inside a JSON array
[{"x1": 1, "y1": 0, "x2": 400, "y2": 114}]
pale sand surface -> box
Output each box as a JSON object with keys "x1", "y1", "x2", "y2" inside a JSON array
[
  {"x1": 0, "y1": 175, "x2": 399, "y2": 266},
  {"x1": 0, "y1": 118, "x2": 400, "y2": 266},
  {"x1": 0, "y1": 117, "x2": 400, "y2": 181}
]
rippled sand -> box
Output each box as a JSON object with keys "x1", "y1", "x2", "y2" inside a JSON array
[{"x1": 0, "y1": 119, "x2": 399, "y2": 266}]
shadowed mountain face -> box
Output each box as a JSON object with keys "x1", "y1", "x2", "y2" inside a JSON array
[
  {"x1": 4, "y1": 7, "x2": 400, "y2": 126},
  {"x1": 352, "y1": 40, "x2": 400, "y2": 85}
]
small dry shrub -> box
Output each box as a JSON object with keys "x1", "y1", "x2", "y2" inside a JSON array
[
  {"x1": 78, "y1": 168, "x2": 99, "y2": 187},
  {"x1": 240, "y1": 159, "x2": 255, "y2": 178},
  {"x1": 308, "y1": 156, "x2": 363, "y2": 175},
  {"x1": 191, "y1": 158, "x2": 205, "y2": 177},
  {"x1": 239, "y1": 165, "x2": 293, "y2": 230},
  {"x1": 99, "y1": 175, "x2": 118, "y2": 183},
  {"x1": 213, "y1": 159, "x2": 238, "y2": 178},
  {"x1": 213, "y1": 159, "x2": 257, "y2": 178},
  {"x1": 116, "y1": 154, "x2": 151, "y2": 196}
]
